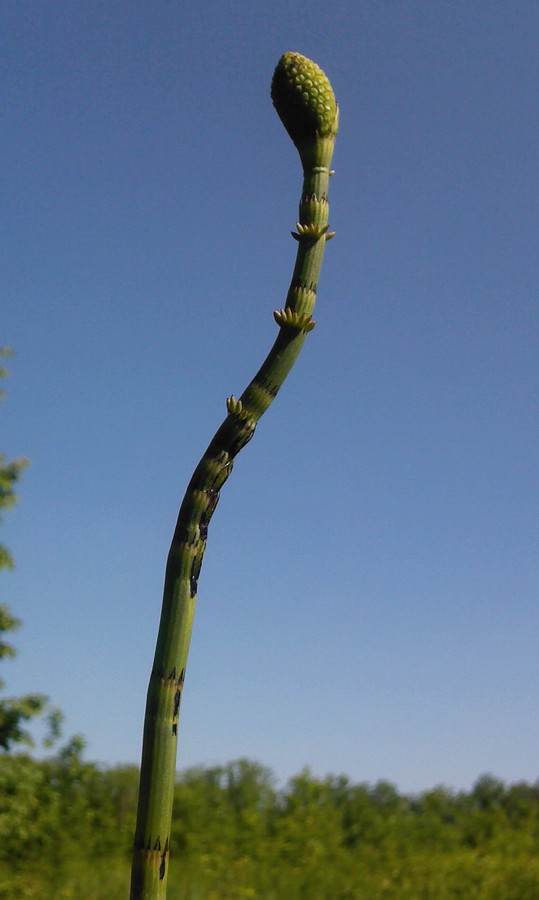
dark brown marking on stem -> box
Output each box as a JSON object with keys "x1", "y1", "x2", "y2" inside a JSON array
[
  {"x1": 173, "y1": 688, "x2": 181, "y2": 720},
  {"x1": 227, "y1": 422, "x2": 256, "y2": 458},
  {"x1": 252, "y1": 376, "x2": 279, "y2": 399},
  {"x1": 174, "y1": 525, "x2": 196, "y2": 547},
  {"x1": 267, "y1": 382, "x2": 279, "y2": 397},
  {"x1": 204, "y1": 487, "x2": 220, "y2": 517},
  {"x1": 159, "y1": 840, "x2": 169, "y2": 880},
  {"x1": 189, "y1": 552, "x2": 203, "y2": 598},
  {"x1": 209, "y1": 459, "x2": 234, "y2": 491}
]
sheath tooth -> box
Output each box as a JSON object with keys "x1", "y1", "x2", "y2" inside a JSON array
[
  {"x1": 226, "y1": 395, "x2": 242, "y2": 415},
  {"x1": 273, "y1": 307, "x2": 316, "y2": 332}
]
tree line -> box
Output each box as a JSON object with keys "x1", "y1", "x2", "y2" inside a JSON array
[{"x1": 1, "y1": 748, "x2": 539, "y2": 898}]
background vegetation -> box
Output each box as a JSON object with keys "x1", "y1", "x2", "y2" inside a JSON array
[{"x1": 1, "y1": 749, "x2": 539, "y2": 899}]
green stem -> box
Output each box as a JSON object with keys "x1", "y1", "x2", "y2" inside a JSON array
[{"x1": 130, "y1": 53, "x2": 338, "y2": 900}]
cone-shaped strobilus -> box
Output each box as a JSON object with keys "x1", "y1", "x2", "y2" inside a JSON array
[{"x1": 130, "y1": 53, "x2": 339, "y2": 899}]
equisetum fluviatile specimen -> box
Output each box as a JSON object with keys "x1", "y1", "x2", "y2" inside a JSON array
[{"x1": 130, "y1": 52, "x2": 339, "y2": 899}]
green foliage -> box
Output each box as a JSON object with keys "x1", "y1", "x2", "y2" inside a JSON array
[
  {"x1": 0, "y1": 349, "x2": 29, "y2": 573},
  {"x1": 1, "y1": 749, "x2": 538, "y2": 898},
  {"x1": 0, "y1": 603, "x2": 65, "y2": 751},
  {"x1": 0, "y1": 351, "x2": 62, "y2": 751}
]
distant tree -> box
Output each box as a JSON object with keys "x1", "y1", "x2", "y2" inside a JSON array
[
  {"x1": 0, "y1": 348, "x2": 28, "y2": 573},
  {"x1": 0, "y1": 348, "x2": 62, "y2": 750}
]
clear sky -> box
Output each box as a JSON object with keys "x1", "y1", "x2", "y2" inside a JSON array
[{"x1": 2, "y1": 1, "x2": 538, "y2": 794}]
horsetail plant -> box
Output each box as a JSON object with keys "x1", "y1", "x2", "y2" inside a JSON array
[{"x1": 130, "y1": 52, "x2": 339, "y2": 899}]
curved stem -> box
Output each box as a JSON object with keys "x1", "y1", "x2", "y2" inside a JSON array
[{"x1": 130, "y1": 59, "x2": 337, "y2": 900}]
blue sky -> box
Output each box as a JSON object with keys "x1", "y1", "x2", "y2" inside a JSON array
[{"x1": 2, "y1": 1, "x2": 538, "y2": 794}]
